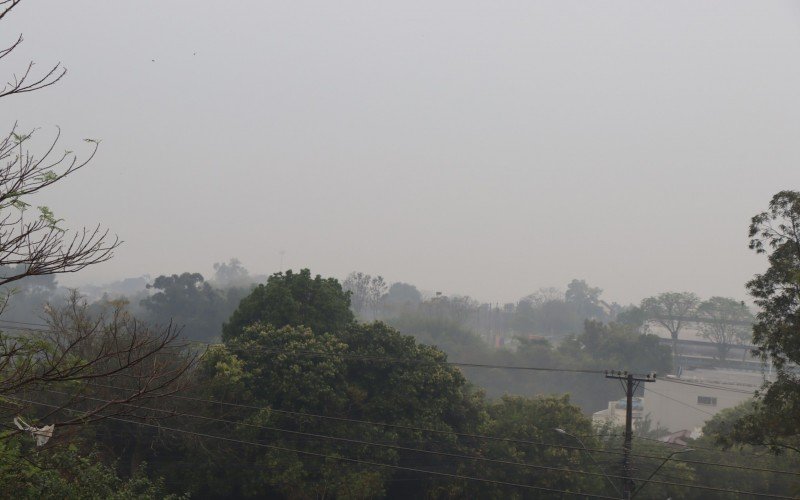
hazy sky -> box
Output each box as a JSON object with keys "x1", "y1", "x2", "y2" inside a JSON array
[{"x1": 2, "y1": 1, "x2": 799, "y2": 305}]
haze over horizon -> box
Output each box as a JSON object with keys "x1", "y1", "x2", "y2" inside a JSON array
[{"x1": 3, "y1": 1, "x2": 799, "y2": 304}]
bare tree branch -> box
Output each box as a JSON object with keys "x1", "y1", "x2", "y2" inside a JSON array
[{"x1": 0, "y1": 293, "x2": 199, "y2": 436}]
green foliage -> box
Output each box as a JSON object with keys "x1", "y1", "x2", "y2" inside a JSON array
[
  {"x1": 171, "y1": 321, "x2": 489, "y2": 498},
  {"x1": 557, "y1": 320, "x2": 671, "y2": 378},
  {"x1": 0, "y1": 437, "x2": 181, "y2": 500},
  {"x1": 696, "y1": 402, "x2": 800, "y2": 498},
  {"x1": 387, "y1": 314, "x2": 488, "y2": 359},
  {"x1": 154, "y1": 316, "x2": 627, "y2": 499},
  {"x1": 720, "y1": 190, "x2": 800, "y2": 457},
  {"x1": 36, "y1": 205, "x2": 65, "y2": 231},
  {"x1": 478, "y1": 395, "x2": 607, "y2": 498},
  {"x1": 748, "y1": 190, "x2": 800, "y2": 370},
  {"x1": 392, "y1": 315, "x2": 671, "y2": 413},
  {"x1": 222, "y1": 268, "x2": 354, "y2": 341}
]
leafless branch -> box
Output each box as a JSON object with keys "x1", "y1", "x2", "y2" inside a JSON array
[
  {"x1": 0, "y1": 293, "x2": 198, "y2": 436},
  {"x1": 0, "y1": 0, "x2": 23, "y2": 22}
]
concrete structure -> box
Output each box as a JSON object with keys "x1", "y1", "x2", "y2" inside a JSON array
[
  {"x1": 592, "y1": 397, "x2": 644, "y2": 427},
  {"x1": 643, "y1": 368, "x2": 764, "y2": 433}
]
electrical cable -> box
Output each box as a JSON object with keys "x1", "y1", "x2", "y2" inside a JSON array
[
  {"x1": 660, "y1": 377, "x2": 758, "y2": 395},
  {"x1": 37, "y1": 387, "x2": 632, "y2": 484},
  {"x1": 6, "y1": 395, "x2": 619, "y2": 500},
  {"x1": 39, "y1": 385, "x2": 800, "y2": 481},
  {"x1": 12, "y1": 394, "x2": 797, "y2": 499},
  {"x1": 85, "y1": 381, "x2": 800, "y2": 477},
  {"x1": 2, "y1": 319, "x2": 795, "y2": 476},
  {"x1": 642, "y1": 386, "x2": 717, "y2": 417},
  {"x1": 0, "y1": 321, "x2": 606, "y2": 374}
]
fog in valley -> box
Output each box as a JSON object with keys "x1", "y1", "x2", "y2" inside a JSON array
[{"x1": 1, "y1": 2, "x2": 800, "y2": 499}]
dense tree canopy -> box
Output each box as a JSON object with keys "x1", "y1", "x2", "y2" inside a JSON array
[
  {"x1": 211, "y1": 258, "x2": 253, "y2": 288},
  {"x1": 559, "y1": 320, "x2": 672, "y2": 376},
  {"x1": 383, "y1": 282, "x2": 422, "y2": 307},
  {"x1": 0, "y1": 438, "x2": 179, "y2": 500},
  {"x1": 172, "y1": 321, "x2": 488, "y2": 498},
  {"x1": 140, "y1": 272, "x2": 237, "y2": 342},
  {"x1": 565, "y1": 279, "x2": 606, "y2": 320},
  {"x1": 222, "y1": 269, "x2": 354, "y2": 341}
]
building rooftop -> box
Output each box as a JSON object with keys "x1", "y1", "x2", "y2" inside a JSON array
[{"x1": 670, "y1": 367, "x2": 768, "y2": 389}]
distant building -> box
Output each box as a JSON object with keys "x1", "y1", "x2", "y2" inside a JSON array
[
  {"x1": 644, "y1": 368, "x2": 764, "y2": 433},
  {"x1": 592, "y1": 397, "x2": 644, "y2": 427}
]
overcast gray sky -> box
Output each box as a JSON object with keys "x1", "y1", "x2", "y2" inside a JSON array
[{"x1": 2, "y1": 1, "x2": 799, "y2": 304}]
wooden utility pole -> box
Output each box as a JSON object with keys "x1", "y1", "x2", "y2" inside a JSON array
[{"x1": 604, "y1": 370, "x2": 656, "y2": 499}]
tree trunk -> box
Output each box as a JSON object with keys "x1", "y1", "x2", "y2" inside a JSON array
[{"x1": 671, "y1": 333, "x2": 679, "y2": 374}]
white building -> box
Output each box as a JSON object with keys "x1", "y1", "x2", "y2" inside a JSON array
[
  {"x1": 643, "y1": 368, "x2": 765, "y2": 433},
  {"x1": 592, "y1": 397, "x2": 644, "y2": 427}
]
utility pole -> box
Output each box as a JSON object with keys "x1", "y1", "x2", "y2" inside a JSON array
[{"x1": 604, "y1": 370, "x2": 656, "y2": 499}]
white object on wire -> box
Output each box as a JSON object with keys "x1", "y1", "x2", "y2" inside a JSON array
[{"x1": 14, "y1": 416, "x2": 54, "y2": 446}]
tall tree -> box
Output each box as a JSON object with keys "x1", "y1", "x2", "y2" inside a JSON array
[
  {"x1": 641, "y1": 291, "x2": 700, "y2": 367},
  {"x1": 222, "y1": 269, "x2": 354, "y2": 341},
  {"x1": 733, "y1": 190, "x2": 800, "y2": 450},
  {"x1": 366, "y1": 274, "x2": 387, "y2": 318},
  {"x1": 211, "y1": 257, "x2": 252, "y2": 288},
  {"x1": 696, "y1": 297, "x2": 754, "y2": 361},
  {"x1": 175, "y1": 321, "x2": 487, "y2": 498},
  {"x1": 565, "y1": 279, "x2": 605, "y2": 320},
  {"x1": 342, "y1": 271, "x2": 371, "y2": 316},
  {"x1": 342, "y1": 272, "x2": 387, "y2": 319},
  {"x1": 140, "y1": 272, "x2": 232, "y2": 341},
  {"x1": 384, "y1": 282, "x2": 422, "y2": 306},
  {"x1": 748, "y1": 190, "x2": 800, "y2": 369}
]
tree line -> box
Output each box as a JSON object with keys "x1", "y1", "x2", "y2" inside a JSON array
[{"x1": 1, "y1": 2, "x2": 800, "y2": 497}]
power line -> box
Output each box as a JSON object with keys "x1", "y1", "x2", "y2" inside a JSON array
[
  {"x1": 226, "y1": 345, "x2": 606, "y2": 373},
  {"x1": 3, "y1": 320, "x2": 795, "y2": 477},
  {"x1": 85, "y1": 381, "x2": 629, "y2": 455},
  {"x1": 0, "y1": 321, "x2": 605, "y2": 374},
  {"x1": 36, "y1": 388, "x2": 630, "y2": 485},
  {"x1": 660, "y1": 377, "x2": 758, "y2": 395},
  {"x1": 7, "y1": 395, "x2": 618, "y2": 500},
  {"x1": 172, "y1": 336, "x2": 608, "y2": 374},
  {"x1": 603, "y1": 433, "x2": 782, "y2": 462},
  {"x1": 0, "y1": 318, "x2": 54, "y2": 329},
  {"x1": 78, "y1": 382, "x2": 800, "y2": 477},
  {"x1": 643, "y1": 386, "x2": 716, "y2": 417},
  {"x1": 13, "y1": 394, "x2": 797, "y2": 499}
]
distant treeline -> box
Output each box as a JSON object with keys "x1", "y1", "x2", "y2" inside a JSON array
[{"x1": 0, "y1": 261, "x2": 754, "y2": 413}]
